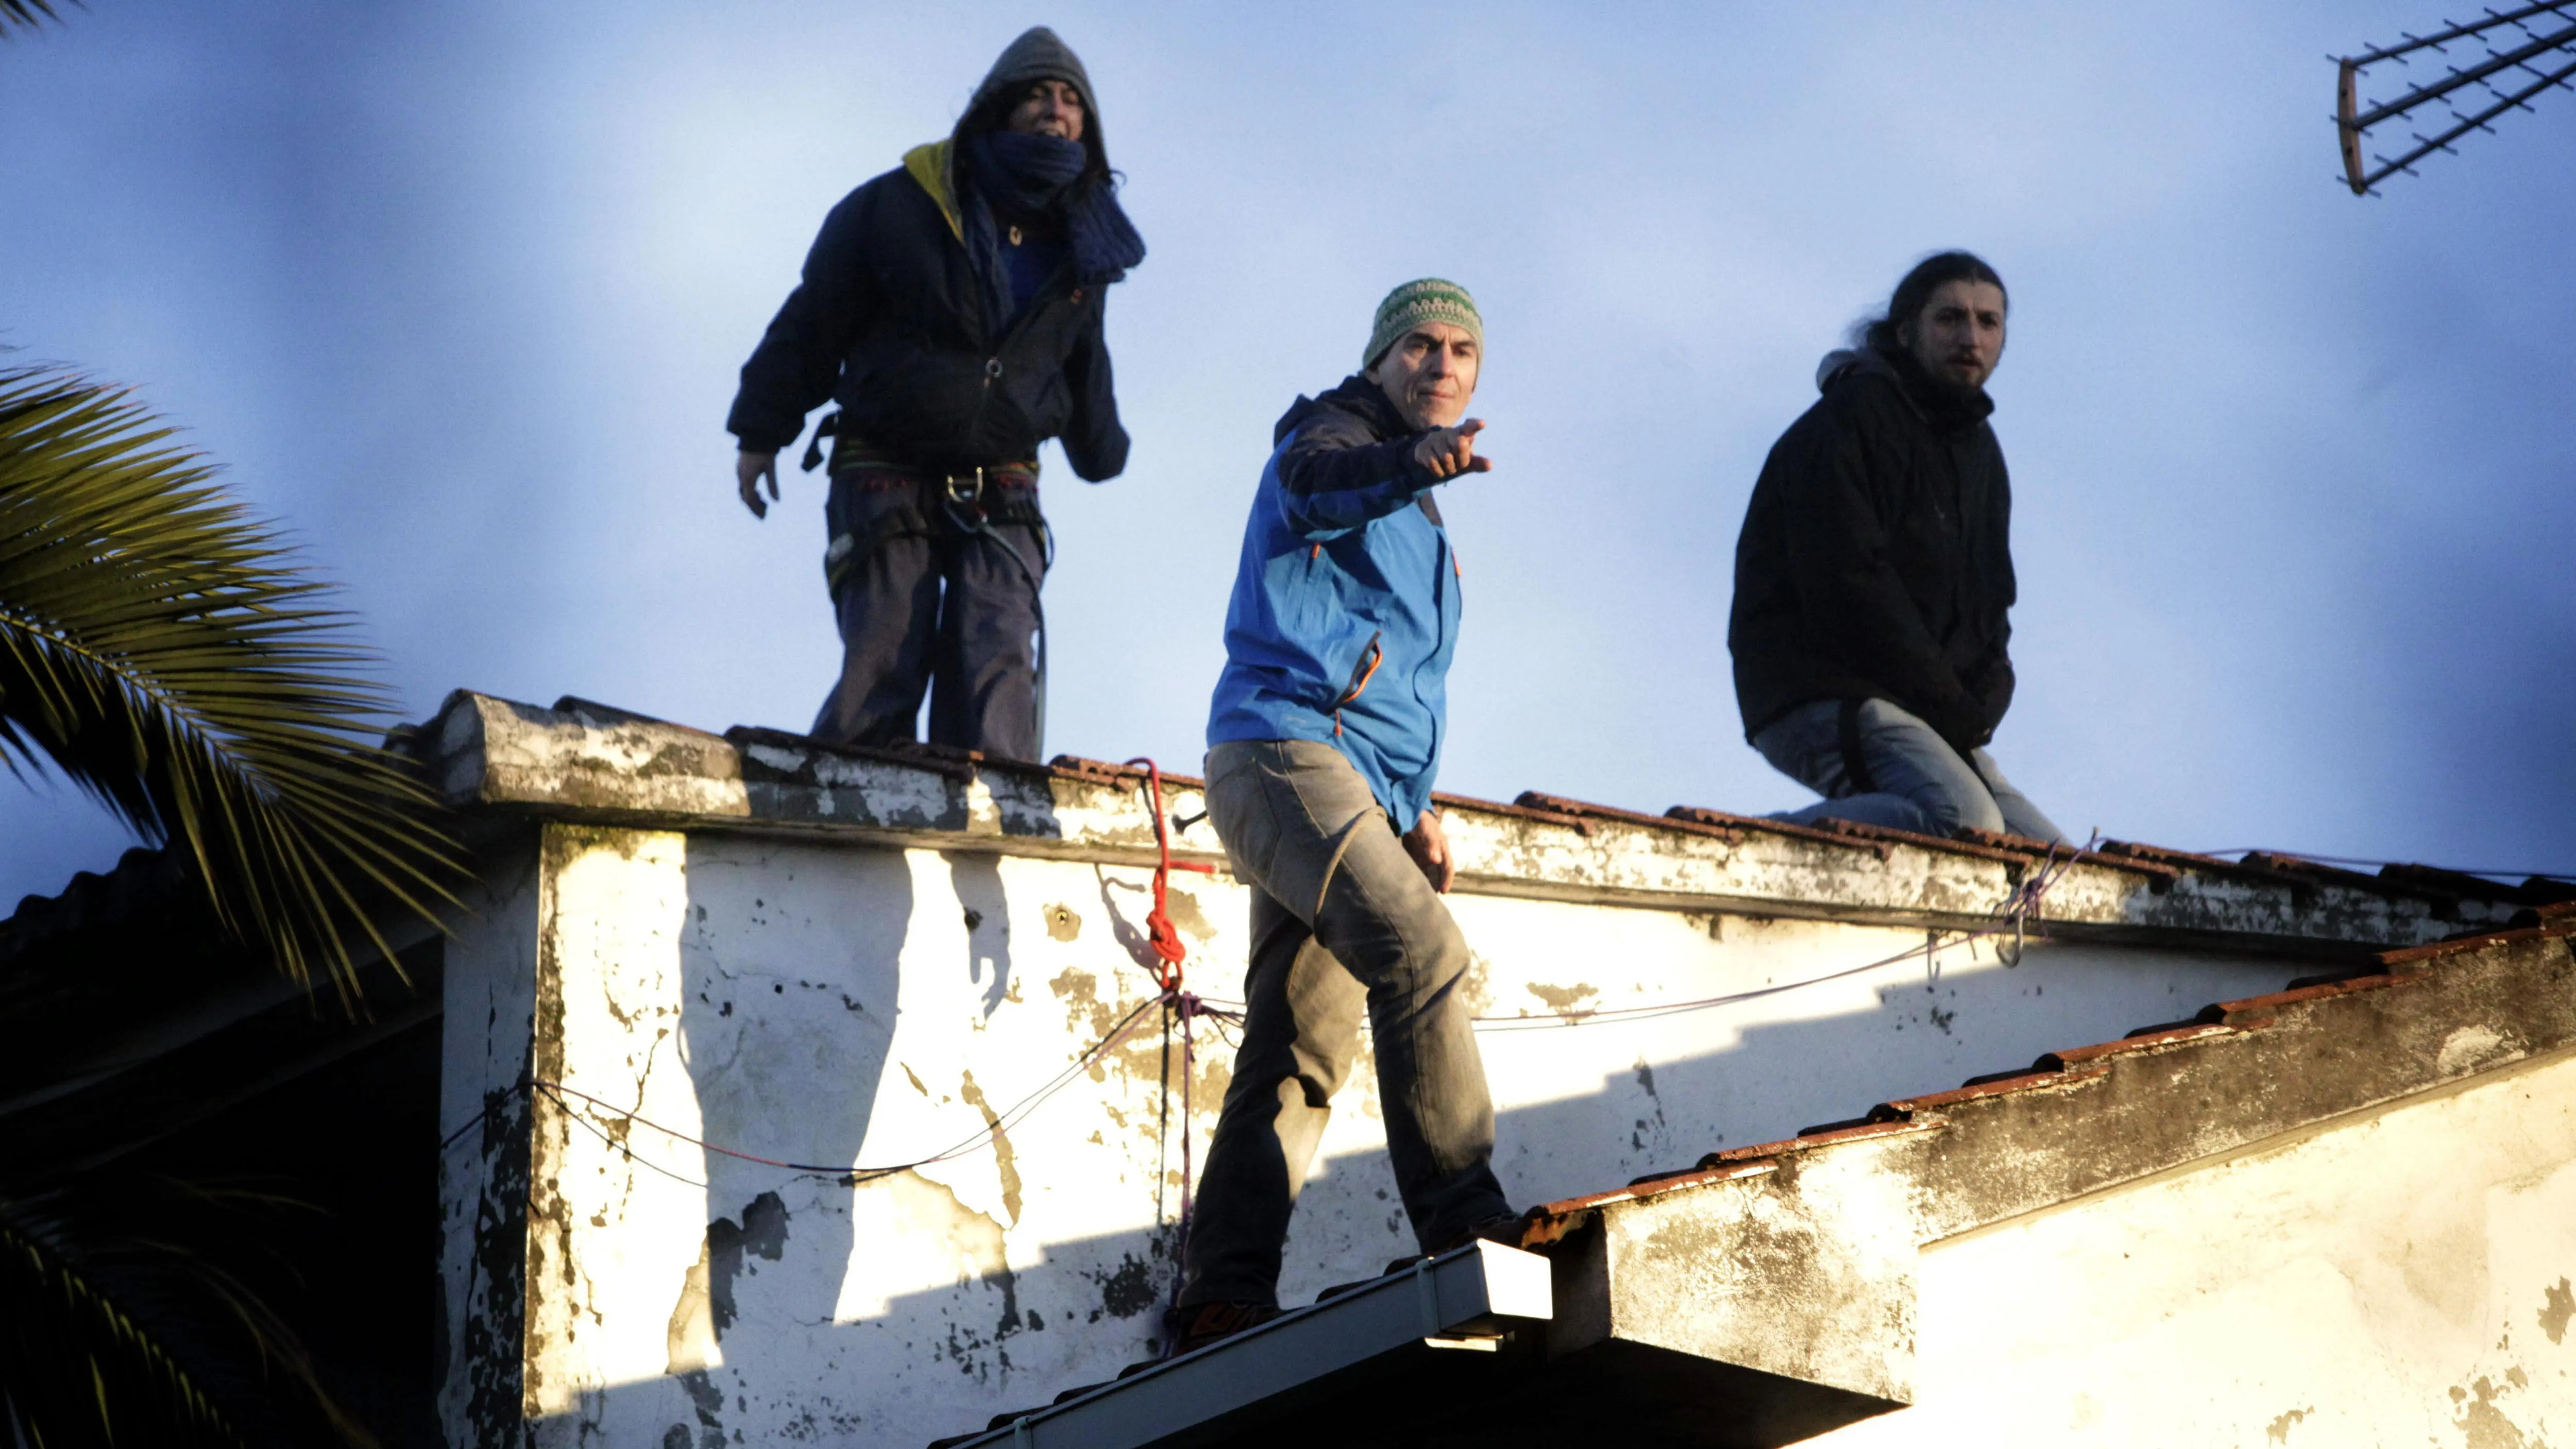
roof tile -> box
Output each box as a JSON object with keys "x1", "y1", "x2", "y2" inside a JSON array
[
  {"x1": 2040, "y1": 1022, "x2": 2240, "y2": 1068},
  {"x1": 1555, "y1": 944, "x2": 2507, "y2": 1220},
  {"x1": 2194, "y1": 971, "x2": 2426, "y2": 1028},
  {"x1": 2378, "y1": 915, "x2": 2576, "y2": 967},
  {"x1": 1873, "y1": 1066, "x2": 2103, "y2": 1118}
]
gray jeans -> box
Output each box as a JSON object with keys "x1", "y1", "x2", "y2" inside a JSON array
[
  {"x1": 1180, "y1": 740, "x2": 1513, "y2": 1309},
  {"x1": 1752, "y1": 697, "x2": 2067, "y2": 843},
  {"x1": 807, "y1": 473, "x2": 1045, "y2": 760}
]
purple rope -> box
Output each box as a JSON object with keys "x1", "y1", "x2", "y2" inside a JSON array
[{"x1": 1167, "y1": 988, "x2": 1201, "y2": 1313}]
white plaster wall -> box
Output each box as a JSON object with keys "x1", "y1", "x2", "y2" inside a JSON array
[
  {"x1": 434, "y1": 832, "x2": 544, "y2": 1440},
  {"x1": 1818, "y1": 1048, "x2": 2576, "y2": 1447},
  {"x1": 449, "y1": 825, "x2": 2332, "y2": 1449}
]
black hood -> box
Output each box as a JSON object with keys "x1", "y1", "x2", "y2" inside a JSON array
[{"x1": 1817, "y1": 345, "x2": 1993, "y2": 431}]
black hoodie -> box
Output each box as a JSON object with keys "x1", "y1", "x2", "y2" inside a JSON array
[{"x1": 1727, "y1": 346, "x2": 2018, "y2": 751}]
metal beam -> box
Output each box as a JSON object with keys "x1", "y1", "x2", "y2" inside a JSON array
[{"x1": 951, "y1": 1240, "x2": 1553, "y2": 1449}]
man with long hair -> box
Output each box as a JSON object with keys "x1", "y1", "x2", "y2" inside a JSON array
[
  {"x1": 726, "y1": 28, "x2": 1144, "y2": 759},
  {"x1": 1728, "y1": 251, "x2": 2066, "y2": 842}
]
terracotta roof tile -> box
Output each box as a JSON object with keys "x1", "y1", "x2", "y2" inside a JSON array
[
  {"x1": 1672, "y1": 805, "x2": 1900, "y2": 859},
  {"x1": 2192, "y1": 973, "x2": 2428, "y2": 1028},
  {"x1": 1506, "y1": 793, "x2": 1752, "y2": 847},
  {"x1": 2239, "y1": 850, "x2": 2426, "y2": 895},
  {"x1": 2377, "y1": 914, "x2": 2576, "y2": 966},
  {"x1": 1873, "y1": 1065, "x2": 2110, "y2": 1118},
  {"x1": 2039, "y1": 1022, "x2": 2240, "y2": 1068},
  {"x1": 2375, "y1": 861, "x2": 2552, "y2": 905},
  {"x1": 1429, "y1": 790, "x2": 1596, "y2": 834},
  {"x1": 1955, "y1": 828, "x2": 2185, "y2": 882},
  {"x1": 1550, "y1": 929, "x2": 2548, "y2": 1221},
  {"x1": 1044, "y1": 754, "x2": 1207, "y2": 791},
  {"x1": 2096, "y1": 839, "x2": 2329, "y2": 894}
]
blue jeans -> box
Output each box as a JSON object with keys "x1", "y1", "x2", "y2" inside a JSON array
[{"x1": 1752, "y1": 697, "x2": 2066, "y2": 843}]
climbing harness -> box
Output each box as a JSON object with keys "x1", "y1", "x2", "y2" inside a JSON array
[
  {"x1": 810, "y1": 430, "x2": 1055, "y2": 755},
  {"x1": 943, "y1": 469, "x2": 1057, "y2": 757}
]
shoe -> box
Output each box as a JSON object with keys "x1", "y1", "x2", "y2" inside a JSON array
[
  {"x1": 1161, "y1": 1299, "x2": 1282, "y2": 1358},
  {"x1": 1372, "y1": 1213, "x2": 1533, "y2": 1279},
  {"x1": 1422, "y1": 1211, "x2": 1530, "y2": 1258}
]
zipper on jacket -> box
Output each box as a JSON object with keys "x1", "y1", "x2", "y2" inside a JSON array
[{"x1": 1331, "y1": 632, "x2": 1384, "y2": 738}]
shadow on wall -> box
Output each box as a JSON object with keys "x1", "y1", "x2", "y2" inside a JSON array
[
  {"x1": 1272, "y1": 935, "x2": 2292, "y2": 1305},
  {"x1": 671, "y1": 837, "x2": 911, "y2": 1416},
  {"x1": 538, "y1": 940, "x2": 2315, "y2": 1449},
  {"x1": 948, "y1": 852, "x2": 1014, "y2": 1019}
]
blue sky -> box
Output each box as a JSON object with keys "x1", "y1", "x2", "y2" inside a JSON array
[{"x1": 5, "y1": 1, "x2": 2573, "y2": 908}]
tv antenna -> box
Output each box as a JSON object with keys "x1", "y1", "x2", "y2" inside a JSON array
[{"x1": 2335, "y1": 2, "x2": 2576, "y2": 193}]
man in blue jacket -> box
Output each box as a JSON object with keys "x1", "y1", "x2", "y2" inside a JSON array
[{"x1": 1174, "y1": 279, "x2": 1516, "y2": 1356}]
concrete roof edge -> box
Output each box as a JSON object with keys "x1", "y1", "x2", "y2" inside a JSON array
[
  {"x1": 365, "y1": 692, "x2": 2521, "y2": 954},
  {"x1": 1530, "y1": 928, "x2": 2576, "y2": 1239}
]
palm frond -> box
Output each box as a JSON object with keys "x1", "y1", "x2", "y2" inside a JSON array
[
  {"x1": 2, "y1": 1182, "x2": 381, "y2": 1448},
  {"x1": 0, "y1": 365, "x2": 462, "y2": 1002},
  {"x1": 2, "y1": 1194, "x2": 238, "y2": 1447},
  {"x1": 0, "y1": 1, "x2": 70, "y2": 38}
]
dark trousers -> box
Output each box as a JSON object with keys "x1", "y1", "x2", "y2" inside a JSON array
[
  {"x1": 1180, "y1": 740, "x2": 1513, "y2": 1310},
  {"x1": 808, "y1": 471, "x2": 1045, "y2": 760}
]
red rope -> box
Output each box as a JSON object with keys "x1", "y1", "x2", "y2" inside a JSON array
[
  {"x1": 1122, "y1": 757, "x2": 1219, "y2": 1314},
  {"x1": 1124, "y1": 758, "x2": 1216, "y2": 993}
]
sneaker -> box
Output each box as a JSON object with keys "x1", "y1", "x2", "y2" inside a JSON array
[{"x1": 1161, "y1": 1299, "x2": 1282, "y2": 1358}]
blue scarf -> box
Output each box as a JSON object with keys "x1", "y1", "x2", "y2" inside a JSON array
[{"x1": 961, "y1": 129, "x2": 1146, "y2": 335}]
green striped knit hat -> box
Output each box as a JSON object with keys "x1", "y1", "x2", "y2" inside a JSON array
[{"x1": 1364, "y1": 278, "x2": 1483, "y2": 371}]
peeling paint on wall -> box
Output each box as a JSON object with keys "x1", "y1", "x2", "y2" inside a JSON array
[
  {"x1": 2539, "y1": 1276, "x2": 2572, "y2": 1344},
  {"x1": 1160, "y1": 887, "x2": 1214, "y2": 943},
  {"x1": 1526, "y1": 981, "x2": 1599, "y2": 1017},
  {"x1": 1818, "y1": 1051, "x2": 2576, "y2": 1446},
  {"x1": 957, "y1": 1073, "x2": 1023, "y2": 1225},
  {"x1": 2264, "y1": 1405, "x2": 2310, "y2": 1443},
  {"x1": 448, "y1": 822, "x2": 2442, "y2": 1448},
  {"x1": 889, "y1": 1171, "x2": 1025, "y2": 1384},
  {"x1": 2448, "y1": 1372, "x2": 2541, "y2": 1448}
]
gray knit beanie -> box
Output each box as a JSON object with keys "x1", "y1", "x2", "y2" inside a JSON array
[
  {"x1": 1363, "y1": 279, "x2": 1483, "y2": 371},
  {"x1": 970, "y1": 27, "x2": 1097, "y2": 124}
]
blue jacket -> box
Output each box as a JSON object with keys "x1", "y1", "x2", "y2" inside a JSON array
[{"x1": 1207, "y1": 377, "x2": 1462, "y2": 826}]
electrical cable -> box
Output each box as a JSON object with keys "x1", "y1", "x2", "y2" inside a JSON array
[
  {"x1": 435, "y1": 831, "x2": 2085, "y2": 1179},
  {"x1": 1469, "y1": 833, "x2": 2095, "y2": 1030}
]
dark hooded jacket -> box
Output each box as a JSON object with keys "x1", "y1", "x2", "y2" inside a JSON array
[
  {"x1": 1727, "y1": 346, "x2": 2018, "y2": 751},
  {"x1": 724, "y1": 29, "x2": 1129, "y2": 478}
]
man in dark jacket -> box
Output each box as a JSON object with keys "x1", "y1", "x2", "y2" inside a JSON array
[
  {"x1": 1728, "y1": 251, "x2": 2065, "y2": 842},
  {"x1": 726, "y1": 27, "x2": 1143, "y2": 761},
  {"x1": 1173, "y1": 279, "x2": 1518, "y2": 1357}
]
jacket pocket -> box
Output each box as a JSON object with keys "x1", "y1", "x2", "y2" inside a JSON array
[{"x1": 1326, "y1": 631, "x2": 1384, "y2": 737}]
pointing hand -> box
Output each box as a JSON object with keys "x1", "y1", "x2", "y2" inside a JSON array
[{"x1": 1411, "y1": 419, "x2": 1492, "y2": 482}]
